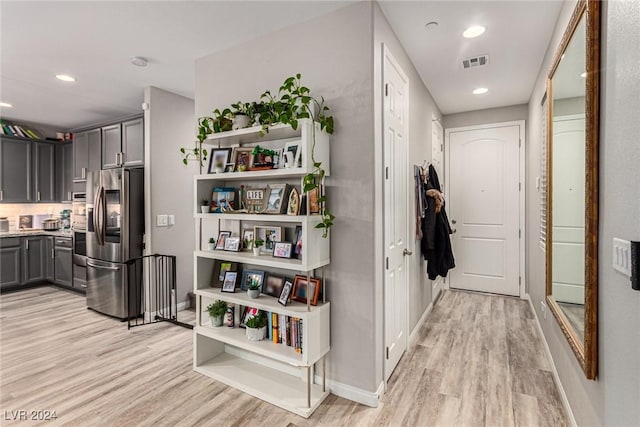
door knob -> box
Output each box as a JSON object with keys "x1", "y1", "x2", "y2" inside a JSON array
[
  {"x1": 452, "y1": 219, "x2": 457, "y2": 224},
  {"x1": 403, "y1": 249, "x2": 412, "y2": 256}
]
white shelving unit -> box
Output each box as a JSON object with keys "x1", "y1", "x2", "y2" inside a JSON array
[{"x1": 193, "y1": 119, "x2": 331, "y2": 418}]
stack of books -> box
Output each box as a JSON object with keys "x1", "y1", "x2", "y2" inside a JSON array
[
  {"x1": 0, "y1": 122, "x2": 41, "y2": 139},
  {"x1": 268, "y1": 313, "x2": 303, "y2": 354}
]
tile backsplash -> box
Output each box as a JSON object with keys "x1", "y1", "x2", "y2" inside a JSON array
[{"x1": 0, "y1": 203, "x2": 72, "y2": 231}]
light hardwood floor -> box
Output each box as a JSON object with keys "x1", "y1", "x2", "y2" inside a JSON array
[{"x1": 0, "y1": 287, "x2": 567, "y2": 426}]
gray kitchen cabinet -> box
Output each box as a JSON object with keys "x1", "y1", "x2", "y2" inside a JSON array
[
  {"x1": 34, "y1": 142, "x2": 56, "y2": 203},
  {"x1": 56, "y1": 142, "x2": 73, "y2": 202},
  {"x1": 102, "y1": 124, "x2": 122, "y2": 169},
  {"x1": 23, "y1": 236, "x2": 45, "y2": 284},
  {"x1": 121, "y1": 118, "x2": 144, "y2": 167},
  {"x1": 0, "y1": 136, "x2": 32, "y2": 202},
  {"x1": 45, "y1": 236, "x2": 55, "y2": 282},
  {"x1": 54, "y1": 237, "x2": 72, "y2": 287},
  {"x1": 73, "y1": 264, "x2": 87, "y2": 291},
  {"x1": 0, "y1": 238, "x2": 22, "y2": 288},
  {"x1": 72, "y1": 131, "x2": 88, "y2": 181},
  {"x1": 88, "y1": 129, "x2": 101, "y2": 173}
]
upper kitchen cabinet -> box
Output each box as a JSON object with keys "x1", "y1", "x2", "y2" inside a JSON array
[
  {"x1": 0, "y1": 136, "x2": 32, "y2": 202},
  {"x1": 73, "y1": 128, "x2": 101, "y2": 182},
  {"x1": 102, "y1": 117, "x2": 144, "y2": 169},
  {"x1": 34, "y1": 141, "x2": 56, "y2": 202},
  {"x1": 56, "y1": 142, "x2": 73, "y2": 202}
]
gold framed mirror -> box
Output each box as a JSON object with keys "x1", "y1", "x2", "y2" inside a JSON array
[{"x1": 545, "y1": 0, "x2": 600, "y2": 380}]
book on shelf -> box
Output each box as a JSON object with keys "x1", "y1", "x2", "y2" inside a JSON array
[{"x1": 258, "y1": 311, "x2": 303, "y2": 354}]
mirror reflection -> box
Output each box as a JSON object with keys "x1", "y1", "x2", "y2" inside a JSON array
[{"x1": 550, "y1": 16, "x2": 586, "y2": 342}]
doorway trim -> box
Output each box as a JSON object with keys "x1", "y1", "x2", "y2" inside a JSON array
[{"x1": 444, "y1": 120, "x2": 526, "y2": 298}]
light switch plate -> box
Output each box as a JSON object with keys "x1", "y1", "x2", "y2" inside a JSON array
[
  {"x1": 168, "y1": 215, "x2": 175, "y2": 226},
  {"x1": 156, "y1": 214, "x2": 168, "y2": 227},
  {"x1": 613, "y1": 238, "x2": 631, "y2": 277}
]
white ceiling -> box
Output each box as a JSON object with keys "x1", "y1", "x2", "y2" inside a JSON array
[
  {"x1": 0, "y1": 1, "x2": 564, "y2": 129},
  {"x1": 378, "y1": 0, "x2": 563, "y2": 114}
]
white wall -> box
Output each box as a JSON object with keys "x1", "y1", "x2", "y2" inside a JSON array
[
  {"x1": 443, "y1": 104, "x2": 528, "y2": 130},
  {"x1": 195, "y1": 2, "x2": 378, "y2": 395},
  {"x1": 527, "y1": 1, "x2": 640, "y2": 425},
  {"x1": 144, "y1": 86, "x2": 195, "y2": 305},
  {"x1": 373, "y1": 4, "x2": 443, "y2": 341}
]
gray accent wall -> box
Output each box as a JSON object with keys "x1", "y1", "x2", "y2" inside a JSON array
[
  {"x1": 443, "y1": 104, "x2": 528, "y2": 130},
  {"x1": 144, "y1": 86, "x2": 195, "y2": 305},
  {"x1": 527, "y1": 1, "x2": 640, "y2": 426}
]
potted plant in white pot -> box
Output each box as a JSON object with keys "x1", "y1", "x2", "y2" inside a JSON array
[
  {"x1": 252, "y1": 239, "x2": 264, "y2": 257},
  {"x1": 247, "y1": 282, "x2": 261, "y2": 299},
  {"x1": 207, "y1": 300, "x2": 228, "y2": 327},
  {"x1": 201, "y1": 199, "x2": 210, "y2": 214},
  {"x1": 245, "y1": 312, "x2": 267, "y2": 341},
  {"x1": 207, "y1": 237, "x2": 216, "y2": 251},
  {"x1": 231, "y1": 101, "x2": 253, "y2": 130}
]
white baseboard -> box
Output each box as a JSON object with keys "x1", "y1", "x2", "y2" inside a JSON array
[
  {"x1": 409, "y1": 302, "x2": 433, "y2": 347},
  {"x1": 312, "y1": 375, "x2": 383, "y2": 408},
  {"x1": 525, "y1": 294, "x2": 577, "y2": 427},
  {"x1": 177, "y1": 301, "x2": 189, "y2": 312}
]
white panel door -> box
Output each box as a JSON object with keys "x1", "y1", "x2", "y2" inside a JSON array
[
  {"x1": 447, "y1": 125, "x2": 520, "y2": 296},
  {"x1": 383, "y1": 46, "x2": 409, "y2": 381},
  {"x1": 431, "y1": 117, "x2": 444, "y2": 303},
  {"x1": 552, "y1": 115, "x2": 585, "y2": 304}
]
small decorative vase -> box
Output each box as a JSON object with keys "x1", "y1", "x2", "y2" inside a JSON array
[
  {"x1": 207, "y1": 243, "x2": 215, "y2": 251},
  {"x1": 247, "y1": 289, "x2": 260, "y2": 299},
  {"x1": 252, "y1": 248, "x2": 261, "y2": 257},
  {"x1": 211, "y1": 315, "x2": 224, "y2": 327},
  {"x1": 246, "y1": 326, "x2": 266, "y2": 341},
  {"x1": 232, "y1": 114, "x2": 250, "y2": 130},
  {"x1": 201, "y1": 206, "x2": 210, "y2": 214}
]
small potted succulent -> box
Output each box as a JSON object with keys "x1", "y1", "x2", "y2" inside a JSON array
[
  {"x1": 201, "y1": 199, "x2": 210, "y2": 214},
  {"x1": 247, "y1": 282, "x2": 261, "y2": 299},
  {"x1": 207, "y1": 237, "x2": 215, "y2": 251},
  {"x1": 252, "y1": 239, "x2": 264, "y2": 257},
  {"x1": 245, "y1": 311, "x2": 267, "y2": 341},
  {"x1": 207, "y1": 300, "x2": 228, "y2": 327}
]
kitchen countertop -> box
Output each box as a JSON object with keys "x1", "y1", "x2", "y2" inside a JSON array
[{"x1": 0, "y1": 230, "x2": 73, "y2": 238}]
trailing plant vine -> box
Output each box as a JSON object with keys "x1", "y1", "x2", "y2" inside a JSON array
[{"x1": 180, "y1": 74, "x2": 335, "y2": 237}]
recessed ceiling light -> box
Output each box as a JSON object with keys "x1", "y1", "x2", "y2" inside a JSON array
[
  {"x1": 463, "y1": 25, "x2": 486, "y2": 38},
  {"x1": 130, "y1": 56, "x2": 148, "y2": 67},
  {"x1": 56, "y1": 74, "x2": 76, "y2": 82},
  {"x1": 425, "y1": 21, "x2": 439, "y2": 29},
  {"x1": 473, "y1": 87, "x2": 489, "y2": 95},
  {"x1": 580, "y1": 72, "x2": 587, "y2": 78},
  {"x1": 0, "y1": 102, "x2": 13, "y2": 108}
]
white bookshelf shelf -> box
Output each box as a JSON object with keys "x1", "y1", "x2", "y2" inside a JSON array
[
  {"x1": 194, "y1": 213, "x2": 316, "y2": 223},
  {"x1": 194, "y1": 168, "x2": 311, "y2": 181},
  {"x1": 195, "y1": 250, "x2": 329, "y2": 272},
  {"x1": 204, "y1": 121, "x2": 303, "y2": 146}
]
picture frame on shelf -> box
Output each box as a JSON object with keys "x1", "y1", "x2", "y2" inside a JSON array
[
  {"x1": 308, "y1": 186, "x2": 321, "y2": 214},
  {"x1": 273, "y1": 242, "x2": 293, "y2": 259},
  {"x1": 215, "y1": 231, "x2": 231, "y2": 250},
  {"x1": 221, "y1": 271, "x2": 238, "y2": 293},
  {"x1": 278, "y1": 280, "x2": 293, "y2": 306},
  {"x1": 211, "y1": 187, "x2": 236, "y2": 213},
  {"x1": 210, "y1": 260, "x2": 238, "y2": 287},
  {"x1": 208, "y1": 148, "x2": 232, "y2": 174},
  {"x1": 293, "y1": 225, "x2": 303, "y2": 259},
  {"x1": 292, "y1": 275, "x2": 321, "y2": 306},
  {"x1": 224, "y1": 163, "x2": 235, "y2": 173},
  {"x1": 242, "y1": 229, "x2": 254, "y2": 251},
  {"x1": 264, "y1": 184, "x2": 291, "y2": 214},
  {"x1": 241, "y1": 269, "x2": 265, "y2": 292},
  {"x1": 264, "y1": 275, "x2": 285, "y2": 297},
  {"x1": 254, "y1": 226, "x2": 282, "y2": 254},
  {"x1": 287, "y1": 187, "x2": 301, "y2": 216},
  {"x1": 232, "y1": 147, "x2": 253, "y2": 172},
  {"x1": 284, "y1": 141, "x2": 301, "y2": 168},
  {"x1": 240, "y1": 306, "x2": 259, "y2": 328},
  {"x1": 273, "y1": 148, "x2": 284, "y2": 169},
  {"x1": 251, "y1": 146, "x2": 277, "y2": 170},
  {"x1": 245, "y1": 187, "x2": 267, "y2": 214},
  {"x1": 224, "y1": 236, "x2": 241, "y2": 252}
]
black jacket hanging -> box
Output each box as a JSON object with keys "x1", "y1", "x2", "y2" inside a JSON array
[{"x1": 421, "y1": 165, "x2": 455, "y2": 280}]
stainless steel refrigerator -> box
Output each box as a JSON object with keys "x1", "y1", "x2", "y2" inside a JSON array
[{"x1": 86, "y1": 168, "x2": 144, "y2": 319}]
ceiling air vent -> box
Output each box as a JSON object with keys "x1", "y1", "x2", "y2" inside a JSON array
[{"x1": 462, "y1": 54, "x2": 489, "y2": 69}]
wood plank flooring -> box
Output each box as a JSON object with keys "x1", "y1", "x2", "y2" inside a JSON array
[{"x1": 0, "y1": 287, "x2": 567, "y2": 426}]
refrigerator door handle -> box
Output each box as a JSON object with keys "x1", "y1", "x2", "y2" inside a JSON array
[{"x1": 87, "y1": 260, "x2": 120, "y2": 271}]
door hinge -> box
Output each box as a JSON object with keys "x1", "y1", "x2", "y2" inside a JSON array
[
  {"x1": 519, "y1": 276, "x2": 522, "y2": 285},
  {"x1": 385, "y1": 83, "x2": 389, "y2": 96},
  {"x1": 519, "y1": 182, "x2": 522, "y2": 191},
  {"x1": 519, "y1": 229, "x2": 522, "y2": 238},
  {"x1": 385, "y1": 166, "x2": 389, "y2": 180},
  {"x1": 386, "y1": 347, "x2": 389, "y2": 360},
  {"x1": 386, "y1": 257, "x2": 389, "y2": 270}
]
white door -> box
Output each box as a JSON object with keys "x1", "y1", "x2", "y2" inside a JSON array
[
  {"x1": 446, "y1": 124, "x2": 521, "y2": 296},
  {"x1": 383, "y1": 46, "x2": 409, "y2": 381},
  {"x1": 431, "y1": 117, "x2": 444, "y2": 303}
]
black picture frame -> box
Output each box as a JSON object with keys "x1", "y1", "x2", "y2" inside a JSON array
[
  {"x1": 240, "y1": 306, "x2": 259, "y2": 328},
  {"x1": 273, "y1": 241, "x2": 293, "y2": 259},
  {"x1": 221, "y1": 271, "x2": 238, "y2": 293},
  {"x1": 208, "y1": 148, "x2": 233, "y2": 174},
  {"x1": 278, "y1": 280, "x2": 293, "y2": 306},
  {"x1": 241, "y1": 270, "x2": 265, "y2": 292},
  {"x1": 210, "y1": 260, "x2": 238, "y2": 287},
  {"x1": 215, "y1": 231, "x2": 231, "y2": 250}
]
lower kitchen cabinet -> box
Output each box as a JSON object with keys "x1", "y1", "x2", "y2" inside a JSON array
[
  {"x1": 46, "y1": 236, "x2": 55, "y2": 281},
  {"x1": 23, "y1": 236, "x2": 45, "y2": 284},
  {"x1": 54, "y1": 237, "x2": 72, "y2": 287},
  {"x1": 0, "y1": 238, "x2": 22, "y2": 288}
]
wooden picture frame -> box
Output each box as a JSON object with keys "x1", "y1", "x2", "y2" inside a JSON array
[
  {"x1": 215, "y1": 231, "x2": 231, "y2": 250},
  {"x1": 208, "y1": 148, "x2": 232, "y2": 174},
  {"x1": 264, "y1": 184, "x2": 291, "y2": 214},
  {"x1": 211, "y1": 187, "x2": 236, "y2": 213},
  {"x1": 273, "y1": 242, "x2": 293, "y2": 259},
  {"x1": 263, "y1": 275, "x2": 285, "y2": 298},
  {"x1": 221, "y1": 271, "x2": 238, "y2": 293},
  {"x1": 292, "y1": 275, "x2": 321, "y2": 306},
  {"x1": 278, "y1": 280, "x2": 293, "y2": 306},
  {"x1": 241, "y1": 269, "x2": 265, "y2": 292},
  {"x1": 254, "y1": 226, "x2": 282, "y2": 254},
  {"x1": 245, "y1": 187, "x2": 267, "y2": 214},
  {"x1": 224, "y1": 236, "x2": 241, "y2": 252},
  {"x1": 287, "y1": 187, "x2": 301, "y2": 216},
  {"x1": 231, "y1": 147, "x2": 253, "y2": 172},
  {"x1": 308, "y1": 186, "x2": 321, "y2": 214}
]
